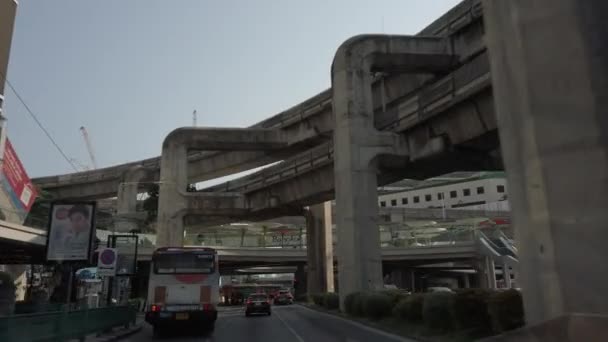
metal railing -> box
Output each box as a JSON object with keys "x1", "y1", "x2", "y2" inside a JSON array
[{"x1": 0, "y1": 305, "x2": 136, "y2": 342}]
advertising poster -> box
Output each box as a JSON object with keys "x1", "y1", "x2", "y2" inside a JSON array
[
  {"x1": 46, "y1": 202, "x2": 96, "y2": 261},
  {"x1": 0, "y1": 138, "x2": 38, "y2": 223}
]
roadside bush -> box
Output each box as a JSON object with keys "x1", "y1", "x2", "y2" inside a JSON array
[
  {"x1": 323, "y1": 293, "x2": 340, "y2": 310},
  {"x1": 344, "y1": 291, "x2": 369, "y2": 316},
  {"x1": 311, "y1": 293, "x2": 324, "y2": 306},
  {"x1": 422, "y1": 292, "x2": 455, "y2": 332},
  {"x1": 294, "y1": 292, "x2": 308, "y2": 302},
  {"x1": 487, "y1": 289, "x2": 525, "y2": 333},
  {"x1": 452, "y1": 288, "x2": 492, "y2": 331},
  {"x1": 393, "y1": 293, "x2": 424, "y2": 322},
  {"x1": 352, "y1": 292, "x2": 369, "y2": 317},
  {"x1": 381, "y1": 289, "x2": 409, "y2": 309},
  {"x1": 362, "y1": 292, "x2": 393, "y2": 320},
  {"x1": 344, "y1": 292, "x2": 359, "y2": 315}
]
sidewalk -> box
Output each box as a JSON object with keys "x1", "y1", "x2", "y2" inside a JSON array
[{"x1": 69, "y1": 314, "x2": 144, "y2": 342}]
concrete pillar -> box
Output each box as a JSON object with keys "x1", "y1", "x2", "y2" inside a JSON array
[
  {"x1": 462, "y1": 273, "x2": 470, "y2": 289},
  {"x1": 115, "y1": 167, "x2": 148, "y2": 233},
  {"x1": 503, "y1": 264, "x2": 512, "y2": 289},
  {"x1": 306, "y1": 202, "x2": 334, "y2": 294},
  {"x1": 484, "y1": 0, "x2": 608, "y2": 324},
  {"x1": 294, "y1": 264, "x2": 307, "y2": 298},
  {"x1": 157, "y1": 142, "x2": 188, "y2": 247},
  {"x1": 0, "y1": 0, "x2": 17, "y2": 139},
  {"x1": 486, "y1": 257, "x2": 497, "y2": 289},
  {"x1": 476, "y1": 257, "x2": 496, "y2": 289},
  {"x1": 410, "y1": 269, "x2": 416, "y2": 292},
  {"x1": 331, "y1": 35, "x2": 455, "y2": 308}
]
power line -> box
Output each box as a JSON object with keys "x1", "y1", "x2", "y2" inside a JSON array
[{"x1": 0, "y1": 71, "x2": 79, "y2": 171}]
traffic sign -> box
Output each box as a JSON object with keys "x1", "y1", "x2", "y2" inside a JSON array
[{"x1": 97, "y1": 248, "x2": 117, "y2": 277}]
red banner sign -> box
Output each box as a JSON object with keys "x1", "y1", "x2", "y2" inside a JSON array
[{"x1": 2, "y1": 138, "x2": 37, "y2": 212}]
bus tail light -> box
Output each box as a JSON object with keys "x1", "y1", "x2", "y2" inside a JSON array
[
  {"x1": 201, "y1": 303, "x2": 215, "y2": 311},
  {"x1": 151, "y1": 304, "x2": 161, "y2": 312}
]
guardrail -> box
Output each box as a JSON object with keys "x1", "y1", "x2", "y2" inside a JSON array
[{"x1": 0, "y1": 305, "x2": 136, "y2": 342}]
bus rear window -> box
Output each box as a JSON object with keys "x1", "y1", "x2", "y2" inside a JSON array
[{"x1": 153, "y1": 252, "x2": 215, "y2": 274}]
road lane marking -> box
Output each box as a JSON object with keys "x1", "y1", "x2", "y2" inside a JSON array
[
  {"x1": 274, "y1": 309, "x2": 306, "y2": 342},
  {"x1": 296, "y1": 304, "x2": 416, "y2": 342}
]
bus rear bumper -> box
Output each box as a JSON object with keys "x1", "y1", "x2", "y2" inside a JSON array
[{"x1": 145, "y1": 309, "x2": 217, "y2": 327}]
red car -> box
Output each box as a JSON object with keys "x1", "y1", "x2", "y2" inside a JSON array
[{"x1": 245, "y1": 294, "x2": 271, "y2": 317}]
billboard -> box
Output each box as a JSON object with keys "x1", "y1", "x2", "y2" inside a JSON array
[
  {"x1": 46, "y1": 202, "x2": 96, "y2": 261},
  {"x1": 0, "y1": 138, "x2": 38, "y2": 222}
]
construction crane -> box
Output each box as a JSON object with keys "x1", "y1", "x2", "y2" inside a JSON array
[{"x1": 79, "y1": 126, "x2": 98, "y2": 169}]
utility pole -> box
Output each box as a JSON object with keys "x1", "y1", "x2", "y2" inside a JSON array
[{"x1": 0, "y1": 0, "x2": 19, "y2": 169}]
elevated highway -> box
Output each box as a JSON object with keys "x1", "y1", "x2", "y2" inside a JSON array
[{"x1": 31, "y1": 0, "x2": 487, "y2": 202}]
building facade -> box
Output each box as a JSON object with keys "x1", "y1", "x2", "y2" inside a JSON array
[{"x1": 378, "y1": 172, "x2": 508, "y2": 210}]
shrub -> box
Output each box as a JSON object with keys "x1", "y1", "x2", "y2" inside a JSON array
[
  {"x1": 311, "y1": 293, "x2": 324, "y2": 306},
  {"x1": 294, "y1": 292, "x2": 307, "y2": 302},
  {"x1": 452, "y1": 288, "x2": 492, "y2": 331},
  {"x1": 381, "y1": 289, "x2": 410, "y2": 309},
  {"x1": 323, "y1": 293, "x2": 340, "y2": 310},
  {"x1": 487, "y1": 289, "x2": 525, "y2": 333},
  {"x1": 363, "y1": 292, "x2": 393, "y2": 320},
  {"x1": 393, "y1": 293, "x2": 424, "y2": 322},
  {"x1": 352, "y1": 292, "x2": 369, "y2": 317},
  {"x1": 344, "y1": 292, "x2": 359, "y2": 315},
  {"x1": 422, "y1": 292, "x2": 455, "y2": 332},
  {"x1": 344, "y1": 291, "x2": 369, "y2": 316}
]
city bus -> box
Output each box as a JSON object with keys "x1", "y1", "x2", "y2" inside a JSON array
[{"x1": 145, "y1": 247, "x2": 219, "y2": 336}]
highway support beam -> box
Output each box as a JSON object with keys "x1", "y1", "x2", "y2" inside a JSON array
[
  {"x1": 115, "y1": 166, "x2": 150, "y2": 232},
  {"x1": 331, "y1": 34, "x2": 457, "y2": 308},
  {"x1": 484, "y1": 0, "x2": 608, "y2": 335},
  {"x1": 305, "y1": 201, "x2": 334, "y2": 295},
  {"x1": 157, "y1": 128, "x2": 288, "y2": 247}
]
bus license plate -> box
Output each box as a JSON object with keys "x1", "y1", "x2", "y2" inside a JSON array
[{"x1": 175, "y1": 313, "x2": 189, "y2": 320}]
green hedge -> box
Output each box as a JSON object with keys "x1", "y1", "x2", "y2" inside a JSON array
[
  {"x1": 311, "y1": 293, "x2": 340, "y2": 310},
  {"x1": 352, "y1": 292, "x2": 369, "y2": 317},
  {"x1": 338, "y1": 288, "x2": 525, "y2": 337},
  {"x1": 311, "y1": 293, "x2": 325, "y2": 306},
  {"x1": 393, "y1": 293, "x2": 424, "y2": 322},
  {"x1": 381, "y1": 289, "x2": 409, "y2": 308},
  {"x1": 363, "y1": 292, "x2": 393, "y2": 320},
  {"x1": 422, "y1": 292, "x2": 455, "y2": 332},
  {"x1": 452, "y1": 288, "x2": 492, "y2": 331},
  {"x1": 487, "y1": 289, "x2": 525, "y2": 333},
  {"x1": 344, "y1": 292, "x2": 359, "y2": 316},
  {"x1": 323, "y1": 293, "x2": 340, "y2": 310},
  {"x1": 343, "y1": 291, "x2": 370, "y2": 317}
]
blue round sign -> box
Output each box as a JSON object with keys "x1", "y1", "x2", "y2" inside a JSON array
[{"x1": 100, "y1": 249, "x2": 116, "y2": 265}]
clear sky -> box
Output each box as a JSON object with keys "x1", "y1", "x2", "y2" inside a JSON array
[{"x1": 4, "y1": 0, "x2": 460, "y2": 178}]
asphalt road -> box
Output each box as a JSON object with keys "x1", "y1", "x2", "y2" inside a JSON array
[{"x1": 125, "y1": 304, "x2": 417, "y2": 342}]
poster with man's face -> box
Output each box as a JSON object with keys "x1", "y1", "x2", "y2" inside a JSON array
[{"x1": 46, "y1": 203, "x2": 96, "y2": 261}]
